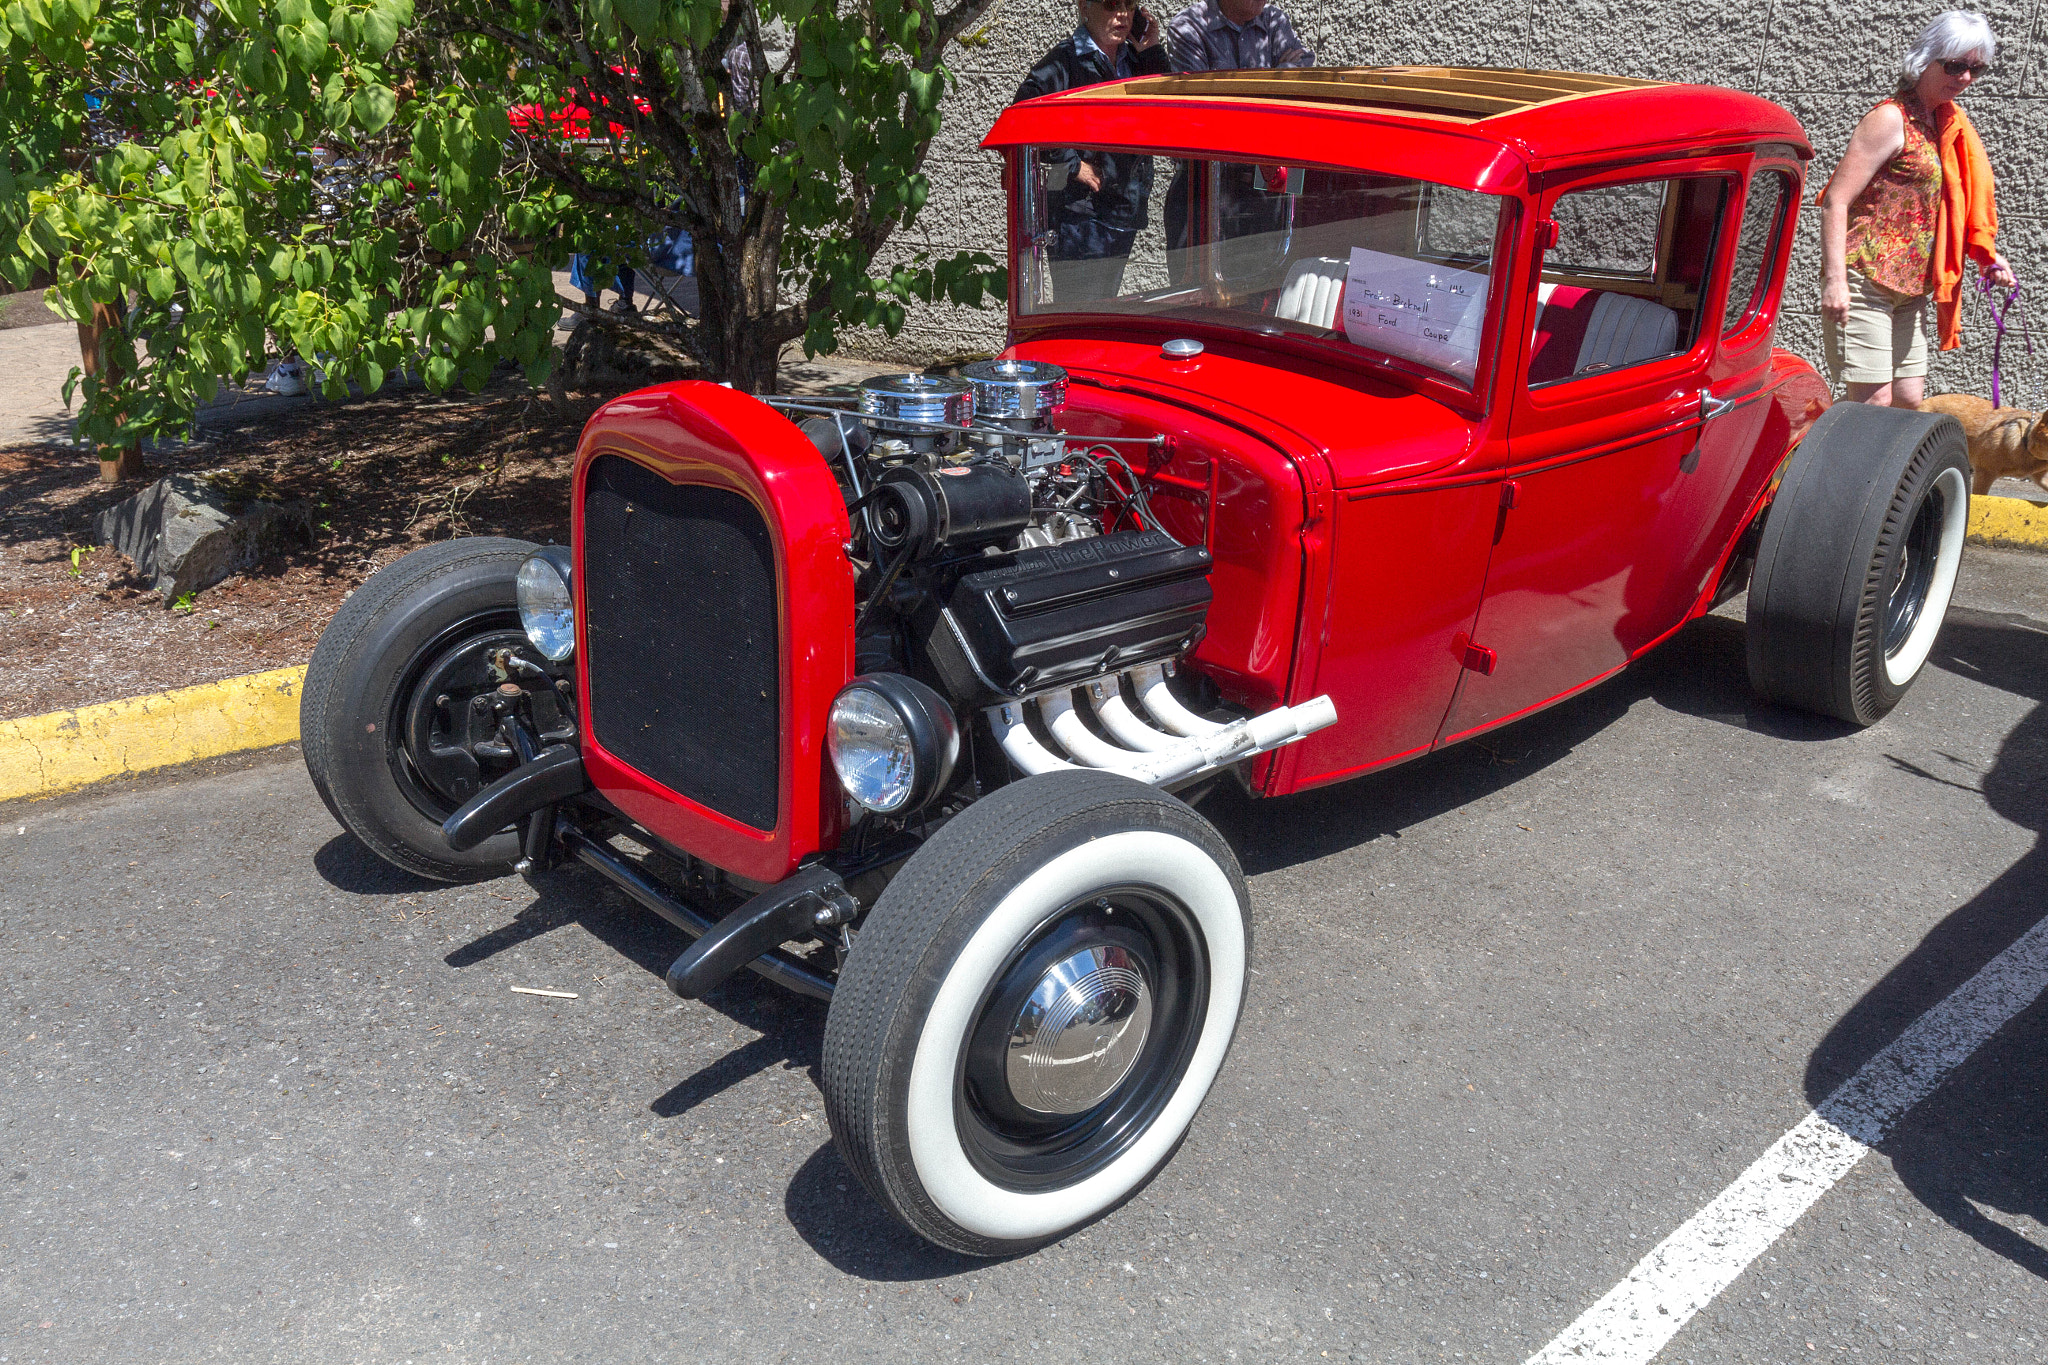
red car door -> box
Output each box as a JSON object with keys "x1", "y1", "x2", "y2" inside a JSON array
[{"x1": 1437, "y1": 156, "x2": 1750, "y2": 744}]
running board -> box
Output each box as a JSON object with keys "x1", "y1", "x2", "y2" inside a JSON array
[{"x1": 986, "y1": 662, "x2": 1336, "y2": 787}]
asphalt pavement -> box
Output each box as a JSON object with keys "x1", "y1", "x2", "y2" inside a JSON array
[{"x1": 2, "y1": 548, "x2": 2045, "y2": 1364}]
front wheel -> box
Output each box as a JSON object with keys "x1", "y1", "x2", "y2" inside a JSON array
[
  {"x1": 822, "y1": 770, "x2": 1250, "y2": 1256},
  {"x1": 301, "y1": 536, "x2": 565, "y2": 881}
]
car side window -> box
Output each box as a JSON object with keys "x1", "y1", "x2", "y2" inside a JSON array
[
  {"x1": 1529, "y1": 175, "x2": 1729, "y2": 387},
  {"x1": 1724, "y1": 170, "x2": 1792, "y2": 336}
]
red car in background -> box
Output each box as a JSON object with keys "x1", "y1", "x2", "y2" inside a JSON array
[
  {"x1": 301, "y1": 67, "x2": 1972, "y2": 1256},
  {"x1": 506, "y1": 69, "x2": 649, "y2": 145}
]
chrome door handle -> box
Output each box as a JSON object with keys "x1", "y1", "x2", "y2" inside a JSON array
[{"x1": 1698, "y1": 389, "x2": 1736, "y2": 421}]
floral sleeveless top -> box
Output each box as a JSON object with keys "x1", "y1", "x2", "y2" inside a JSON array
[{"x1": 1844, "y1": 93, "x2": 1942, "y2": 297}]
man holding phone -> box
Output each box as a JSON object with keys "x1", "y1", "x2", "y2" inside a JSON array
[{"x1": 1013, "y1": 0, "x2": 1171, "y2": 300}]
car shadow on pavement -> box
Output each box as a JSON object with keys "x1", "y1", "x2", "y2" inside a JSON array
[
  {"x1": 1804, "y1": 607, "x2": 2048, "y2": 1279},
  {"x1": 781, "y1": 1144, "x2": 1004, "y2": 1279},
  {"x1": 313, "y1": 833, "x2": 452, "y2": 895},
  {"x1": 320, "y1": 830, "x2": 957, "y2": 1268},
  {"x1": 387, "y1": 852, "x2": 831, "y2": 1114},
  {"x1": 1208, "y1": 611, "x2": 1847, "y2": 878},
  {"x1": 643, "y1": 974, "x2": 824, "y2": 1119},
  {"x1": 409, "y1": 852, "x2": 1039, "y2": 1276}
]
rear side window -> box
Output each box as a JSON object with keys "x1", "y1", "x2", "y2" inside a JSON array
[
  {"x1": 1724, "y1": 170, "x2": 1793, "y2": 335},
  {"x1": 1529, "y1": 175, "x2": 1728, "y2": 386}
]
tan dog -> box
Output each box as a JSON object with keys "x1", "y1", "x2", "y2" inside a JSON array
[{"x1": 1917, "y1": 392, "x2": 2048, "y2": 496}]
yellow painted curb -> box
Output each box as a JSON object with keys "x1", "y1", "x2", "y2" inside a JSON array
[
  {"x1": 0, "y1": 665, "x2": 307, "y2": 805},
  {"x1": 1970, "y1": 493, "x2": 2048, "y2": 552}
]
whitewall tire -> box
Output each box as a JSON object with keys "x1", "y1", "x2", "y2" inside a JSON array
[{"x1": 822, "y1": 770, "x2": 1250, "y2": 1255}]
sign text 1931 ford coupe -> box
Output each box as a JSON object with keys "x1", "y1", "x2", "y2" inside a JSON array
[{"x1": 303, "y1": 68, "x2": 1972, "y2": 1254}]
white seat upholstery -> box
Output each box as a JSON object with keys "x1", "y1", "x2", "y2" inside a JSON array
[
  {"x1": 1579, "y1": 291, "x2": 1679, "y2": 370},
  {"x1": 1534, "y1": 281, "x2": 1680, "y2": 374},
  {"x1": 1275, "y1": 257, "x2": 1348, "y2": 330}
]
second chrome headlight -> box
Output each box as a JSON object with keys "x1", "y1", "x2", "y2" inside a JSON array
[{"x1": 827, "y1": 674, "x2": 959, "y2": 814}]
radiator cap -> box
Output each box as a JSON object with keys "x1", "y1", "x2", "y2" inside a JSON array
[{"x1": 1161, "y1": 338, "x2": 1204, "y2": 360}]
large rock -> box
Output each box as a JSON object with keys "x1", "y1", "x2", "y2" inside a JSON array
[{"x1": 93, "y1": 473, "x2": 311, "y2": 605}]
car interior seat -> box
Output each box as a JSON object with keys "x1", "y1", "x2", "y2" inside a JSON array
[
  {"x1": 1529, "y1": 282, "x2": 1680, "y2": 383},
  {"x1": 1275, "y1": 257, "x2": 1348, "y2": 331}
]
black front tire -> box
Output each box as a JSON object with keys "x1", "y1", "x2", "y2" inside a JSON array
[
  {"x1": 1746, "y1": 404, "x2": 1970, "y2": 725},
  {"x1": 822, "y1": 770, "x2": 1250, "y2": 1256},
  {"x1": 302, "y1": 536, "x2": 544, "y2": 882}
]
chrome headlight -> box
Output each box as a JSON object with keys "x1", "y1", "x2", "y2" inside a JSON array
[
  {"x1": 516, "y1": 546, "x2": 575, "y2": 662},
  {"x1": 827, "y1": 674, "x2": 959, "y2": 814}
]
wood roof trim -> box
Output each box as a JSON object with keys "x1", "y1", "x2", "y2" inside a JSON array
[
  {"x1": 1126, "y1": 74, "x2": 1521, "y2": 115},
  {"x1": 1110, "y1": 66, "x2": 1668, "y2": 121}
]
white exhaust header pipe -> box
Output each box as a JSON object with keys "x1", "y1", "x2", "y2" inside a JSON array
[{"x1": 986, "y1": 663, "x2": 1336, "y2": 788}]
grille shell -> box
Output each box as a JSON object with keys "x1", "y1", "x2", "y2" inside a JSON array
[{"x1": 581, "y1": 453, "x2": 781, "y2": 831}]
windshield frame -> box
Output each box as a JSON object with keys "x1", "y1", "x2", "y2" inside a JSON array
[{"x1": 1007, "y1": 146, "x2": 1520, "y2": 405}]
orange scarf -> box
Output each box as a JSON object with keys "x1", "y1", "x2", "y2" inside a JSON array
[{"x1": 1932, "y1": 100, "x2": 1999, "y2": 350}]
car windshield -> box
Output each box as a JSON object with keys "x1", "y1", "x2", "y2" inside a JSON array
[{"x1": 1017, "y1": 149, "x2": 1508, "y2": 387}]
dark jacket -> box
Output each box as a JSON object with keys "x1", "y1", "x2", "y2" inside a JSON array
[{"x1": 1014, "y1": 31, "x2": 1169, "y2": 236}]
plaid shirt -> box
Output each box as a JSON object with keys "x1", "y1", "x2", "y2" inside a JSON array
[{"x1": 1164, "y1": 0, "x2": 1314, "y2": 72}]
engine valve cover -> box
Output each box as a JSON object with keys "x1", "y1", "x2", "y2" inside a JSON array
[{"x1": 921, "y1": 529, "x2": 1212, "y2": 703}]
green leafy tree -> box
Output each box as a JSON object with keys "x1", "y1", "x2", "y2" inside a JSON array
[
  {"x1": 2, "y1": 0, "x2": 565, "y2": 479},
  {"x1": 435, "y1": 0, "x2": 1006, "y2": 393},
  {"x1": 2, "y1": 0, "x2": 1003, "y2": 481}
]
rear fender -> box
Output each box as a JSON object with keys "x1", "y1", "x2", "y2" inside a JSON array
[{"x1": 1694, "y1": 351, "x2": 1832, "y2": 616}]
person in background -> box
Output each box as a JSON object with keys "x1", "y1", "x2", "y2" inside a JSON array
[
  {"x1": 1014, "y1": 0, "x2": 1170, "y2": 300},
  {"x1": 1164, "y1": 0, "x2": 1312, "y2": 73},
  {"x1": 564, "y1": 253, "x2": 636, "y2": 329},
  {"x1": 1818, "y1": 9, "x2": 2013, "y2": 408},
  {"x1": 1161, "y1": 0, "x2": 1312, "y2": 268}
]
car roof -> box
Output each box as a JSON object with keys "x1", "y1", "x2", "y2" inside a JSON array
[{"x1": 983, "y1": 66, "x2": 1811, "y2": 185}]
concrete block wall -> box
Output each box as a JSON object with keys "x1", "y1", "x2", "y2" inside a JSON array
[{"x1": 838, "y1": 0, "x2": 2048, "y2": 408}]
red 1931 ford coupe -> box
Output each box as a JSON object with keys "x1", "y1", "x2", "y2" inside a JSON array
[{"x1": 303, "y1": 68, "x2": 1973, "y2": 1254}]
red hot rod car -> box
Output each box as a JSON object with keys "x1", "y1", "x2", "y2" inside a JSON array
[{"x1": 303, "y1": 68, "x2": 1973, "y2": 1255}]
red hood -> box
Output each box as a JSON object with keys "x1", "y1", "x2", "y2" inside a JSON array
[{"x1": 1008, "y1": 336, "x2": 1482, "y2": 490}]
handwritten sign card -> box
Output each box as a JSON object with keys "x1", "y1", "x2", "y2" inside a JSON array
[{"x1": 1340, "y1": 248, "x2": 1490, "y2": 384}]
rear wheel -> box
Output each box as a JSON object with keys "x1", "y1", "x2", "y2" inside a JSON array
[
  {"x1": 1746, "y1": 405, "x2": 1970, "y2": 725},
  {"x1": 302, "y1": 537, "x2": 565, "y2": 881},
  {"x1": 822, "y1": 771, "x2": 1249, "y2": 1256}
]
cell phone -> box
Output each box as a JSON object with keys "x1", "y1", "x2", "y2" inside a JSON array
[{"x1": 1133, "y1": 6, "x2": 1155, "y2": 42}]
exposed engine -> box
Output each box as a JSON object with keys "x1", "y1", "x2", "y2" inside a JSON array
[
  {"x1": 790, "y1": 361, "x2": 1211, "y2": 697},
  {"x1": 775, "y1": 360, "x2": 1334, "y2": 802}
]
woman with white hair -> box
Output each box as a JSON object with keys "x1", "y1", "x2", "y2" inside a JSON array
[{"x1": 1819, "y1": 10, "x2": 2014, "y2": 407}]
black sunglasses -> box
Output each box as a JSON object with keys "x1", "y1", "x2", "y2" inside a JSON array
[{"x1": 1940, "y1": 58, "x2": 1991, "y2": 77}]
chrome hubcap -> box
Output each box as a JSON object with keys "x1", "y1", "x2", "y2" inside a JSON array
[{"x1": 1006, "y1": 945, "x2": 1153, "y2": 1115}]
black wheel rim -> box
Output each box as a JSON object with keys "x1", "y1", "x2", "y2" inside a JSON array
[
  {"x1": 386, "y1": 611, "x2": 567, "y2": 823},
  {"x1": 1883, "y1": 482, "x2": 1946, "y2": 661},
  {"x1": 954, "y1": 886, "x2": 1209, "y2": 1192}
]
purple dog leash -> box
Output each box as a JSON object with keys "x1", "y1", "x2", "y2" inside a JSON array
[{"x1": 1976, "y1": 273, "x2": 2034, "y2": 408}]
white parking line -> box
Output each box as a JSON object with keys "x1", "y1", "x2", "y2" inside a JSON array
[{"x1": 1526, "y1": 913, "x2": 2048, "y2": 1365}]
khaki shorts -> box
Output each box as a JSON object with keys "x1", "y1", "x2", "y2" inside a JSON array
[{"x1": 1823, "y1": 273, "x2": 1930, "y2": 385}]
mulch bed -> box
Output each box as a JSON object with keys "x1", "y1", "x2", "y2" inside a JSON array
[{"x1": 0, "y1": 377, "x2": 583, "y2": 722}]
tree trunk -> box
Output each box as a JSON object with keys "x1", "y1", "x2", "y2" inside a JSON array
[
  {"x1": 696, "y1": 256, "x2": 782, "y2": 395},
  {"x1": 78, "y1": 300, "x2": 143, "y2": 483},
  {"x1": 98, "y1": 445, "x2": 145, "y2": 482},
  {"x1": 692, "y1": 191, "x2": 796, "y2": 395}
]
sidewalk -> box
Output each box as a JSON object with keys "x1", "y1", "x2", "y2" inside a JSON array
[{"x1": 0, "y1": 305, "x2": 84, "y2": 448}]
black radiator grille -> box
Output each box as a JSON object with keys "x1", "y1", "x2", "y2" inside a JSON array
[{"x1": 582, "y1": 454, "x2": 781, "y2": 830}]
